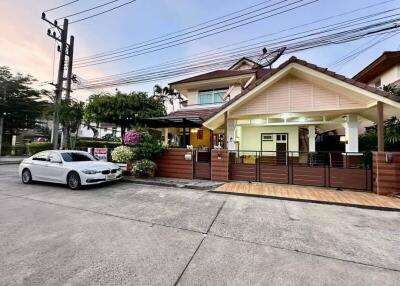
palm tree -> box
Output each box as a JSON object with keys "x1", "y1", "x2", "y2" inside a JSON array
[{"x1": 153, "y1": 84, "x2": 184, "y2": 112}]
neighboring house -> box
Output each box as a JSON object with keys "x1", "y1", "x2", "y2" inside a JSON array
[
  {"x1": 78, "y1": 123, "x2": 121, "y2": 139},
  {"x1": 145, "y1": 56, "x2": 400, "y2": 156},
  {"x1": 354, "y1": 51, "x2": 400, "y2": 88}
]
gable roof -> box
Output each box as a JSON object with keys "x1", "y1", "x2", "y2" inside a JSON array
[
  {"x1": 169, "y1": 69, "x2": 257, "y2": 86},
  {"x1": 228, "y1": 57, "x2": 262, "y2": 70},
  {"x1": 203, "y1": 56, "x2": 399, "y2": 127},
  {"x1": 353, "y1": 51, "x2": 400, "y2": 83}
]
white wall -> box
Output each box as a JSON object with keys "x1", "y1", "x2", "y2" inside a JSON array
[{"x1": 239, "y1": 125, "x2": 299, "y2": 152}]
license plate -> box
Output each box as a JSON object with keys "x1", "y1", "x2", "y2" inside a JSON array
[{"x1": 106, "y1": 174, "x2": 116, "y2": 180}]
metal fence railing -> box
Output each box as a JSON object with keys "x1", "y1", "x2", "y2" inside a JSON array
[{"x1": 228, "y1": 150, "x2": 372, "y2": 191}]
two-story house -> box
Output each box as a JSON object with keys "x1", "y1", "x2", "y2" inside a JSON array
[
  {"x1": 145, "y1": 56, "x2": 400, "y2": 157},
  {"x1": 354, "y1": 51, "x2": 400, "y2": 88}
]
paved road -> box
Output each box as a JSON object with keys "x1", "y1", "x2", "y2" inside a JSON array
[{"x1": 0, "y1": 164, "x2": 399, "y2": 285}]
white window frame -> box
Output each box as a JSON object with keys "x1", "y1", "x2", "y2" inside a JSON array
[{"x1": 198, "y1": 88, "x2": 227, "y2": 105}]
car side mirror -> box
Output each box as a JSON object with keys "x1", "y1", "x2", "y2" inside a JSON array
[{"x1": 50, "y1": 159, "x2": 62, "y2": 164}]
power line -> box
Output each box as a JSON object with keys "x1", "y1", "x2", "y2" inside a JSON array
[
  {"x1": 75, "y1": 0, "x2": 279, "y2": 61},
  {"x1": 43, "y1": 0, "x2": 79, "y2": 13},
  {"x1": 74, "y1": 0, "x2": 319, "y2": 67},
  {"x1": 56, "y1": 0, "x2": 122, "y2": 20},
  {"x1": 79, "y1": 18, "x2": 400, "y2": 87},
  {"x1": 83, "y1": 3, "x2": 399, "y2": 82},
  {"x1": 76, "y1": 22, "x2": 400, "y2": 89},
  {"x1": 75, "y1": 9, "x2": 400, "y2": 73},
  {"x1": 75, "y1": 0, "x2": 283, "y2": 62},
  {"x1": 329, "y1": 32, "x2": 399, "y2": 70},
  {"x1": 74, "y1": 0, "x2": 395, "y2": 64},
  {"x1": 70, "y1": 0, "x2": 137, "y2": 24}
]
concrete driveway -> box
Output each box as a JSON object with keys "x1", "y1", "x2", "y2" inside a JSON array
[{"x1": 0, "y1": 164, "x2": 399, "y2": 285}]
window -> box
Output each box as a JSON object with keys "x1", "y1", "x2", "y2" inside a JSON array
[
  {"x1": 32, "y1": 151, "x2": 49, "y2": 161},
  {"x1": 48, "y1": 152, "x2": 62, "y2": 162},
  {"x1": 198, "y1": 88, "x2": 227, "y2": 104},
  {"x1": 276, "y1": 134, "x2": 287, "y2": 142},
  {"x1": 61, "y1": 152, "x2": 95, "y2": 162},
  {"x1": 262, "y1": 134, "x2": 273, "y2": 141}
]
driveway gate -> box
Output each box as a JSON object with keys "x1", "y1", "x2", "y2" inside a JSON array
[{"x1": 229, "y1": 151, "x2": 372, "y2": 191}]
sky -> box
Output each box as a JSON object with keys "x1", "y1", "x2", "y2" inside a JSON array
[{"x1": 0, "y1": 0, "x2": 399, "y2": 102}]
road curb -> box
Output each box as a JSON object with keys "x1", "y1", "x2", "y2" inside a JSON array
[{"x1": 121, "y1": 177, "x2": 223, "y2": 191}]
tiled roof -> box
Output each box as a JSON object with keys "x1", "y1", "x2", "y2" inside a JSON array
[
  {"x1": 216, "y1": 56, "x2": 399, "y2": 114},
  {"x1": 353, "y1": 51, "x2": 400, "y2": 83},
  {"x1": 169, "y1": 69, "x2": 257, "y2": 85}
]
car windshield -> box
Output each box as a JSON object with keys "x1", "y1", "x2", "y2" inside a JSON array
[{"x1": 61, "y1": 152, "x2": 95, "y2": 162}]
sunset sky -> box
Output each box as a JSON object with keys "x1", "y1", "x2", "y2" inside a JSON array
[{"x1": 0, "y1": 0, "x2": 399, "y2": 102}]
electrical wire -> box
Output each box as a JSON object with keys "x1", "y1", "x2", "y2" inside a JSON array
[
  {"x1": 70, "y1": 0, "x2": 137, "y2": 24},
  {"x1": 75, "y1": 23, "x2": 400, "y2": 89},
  {"x1": 74, "y1": 0, "x2": 319, "y2": 67},
  {"x1": 78, "y1": 22, "x2": 400, "y2": 87},
  {"x1": 82, "y1": 4, "x2": 399, "y2": 82},
  {"x1": 75, "y1": 0, "x2": 279, "y2": 61},
  {"x1": 43, "y1": 0, "x2": 79, "y2": 13},
  {"x1": 74, "y1": 10, "x2": 400, "y2": 70},
  {"x1": 56, "y1": 0, "x2": 122, "y2": 20},
  {"x1": 74, "y1": 0, "x2": 395, "y2": 64}
]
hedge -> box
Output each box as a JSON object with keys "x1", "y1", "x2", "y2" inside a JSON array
[
  {"x1": 26, "y1": 142, "x2": 53, "y2": 156},
  {"x1": 75, "y1": 140, "x2": 122, "y2": 149}
]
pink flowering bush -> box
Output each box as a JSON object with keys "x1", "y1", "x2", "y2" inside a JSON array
[{"x1": 124, "y1": 129, "x2": 141, "y2": 145}]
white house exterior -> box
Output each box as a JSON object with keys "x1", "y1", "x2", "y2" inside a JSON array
[{"x1": 145, "y1": 56, "x2": 400, "y2": 155}]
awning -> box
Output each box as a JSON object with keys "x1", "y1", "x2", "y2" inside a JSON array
[{"x1": 140, "y1": 116, "x2": 204, "y2": 128}]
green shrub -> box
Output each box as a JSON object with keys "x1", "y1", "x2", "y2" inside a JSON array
[
  {"x1": 111, "y1": 146, "x2": 135, "y2": 163},
  {"x1": 134, "y1": 141, "x2": 164, "y2": 160},
  {"x1": 26, "y1": 142, "x2": 53, "y2": 156},
  {"x1": 76, "y1": 140, "x2": 121, "y2": 149},
  {"x1": 133, "y1": 159, "x2": 157, "y2": 178}
]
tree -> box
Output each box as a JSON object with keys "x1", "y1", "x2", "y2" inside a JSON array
[
  {"x1": 359, "y1": 84, "x2": 400, "y2": 151},
  {"x1": 0, "y1": 66, "x2": 48, "y2": 153},
  {"x1": 153, "y1": 84, "x2": 183, "y2": 112},
  {"x1": 58, "y1": 99, "x2": 84, "y2": 149},
  {"x1": 84, "y1": 91, "x2": 165, "y2": 142}
]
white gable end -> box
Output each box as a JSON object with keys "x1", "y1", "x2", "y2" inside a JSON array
[{"x1": 231, "y1": 75, "x2": 369, "y2": 116}]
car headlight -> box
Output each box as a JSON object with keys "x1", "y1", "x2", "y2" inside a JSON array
[{"x1": 82, "y1": 169, "x2": 100, "y2": 174}]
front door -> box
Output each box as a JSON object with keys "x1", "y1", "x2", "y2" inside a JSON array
[{"x1": 276, "y1": 134, "x2": 288, "y2": 165}]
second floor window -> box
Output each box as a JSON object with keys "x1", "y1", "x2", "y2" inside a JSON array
[{"x1": 198, "y1": 88, "x2": 227, "y2": 104}]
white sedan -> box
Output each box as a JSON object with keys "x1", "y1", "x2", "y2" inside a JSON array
[{"x1": 19, "y1": 150, "x2": 122, "y2": 190}]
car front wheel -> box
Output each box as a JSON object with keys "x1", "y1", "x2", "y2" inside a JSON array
[
  {"x1": 67, "y1": 172, "x2": 81, "y2": 190},
  {"x1": 21, "y1": 169, "x2": 32, "y2": 184}
]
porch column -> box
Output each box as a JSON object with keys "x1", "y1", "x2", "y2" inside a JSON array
[
  {"x1": 308, "y1": 125, "x2": 316, "y2": 152},
  {"x1": 223, "y1": 112, "x2": 228, "y2": 148},
  {"x1": 377, "y1": 101, "x2": 384, "y2": 151},
  {"x1": 227, "y1": 119, "x2": 236, "y2": 150},
  {"x1": 345, "y1": 114, "x2": 359, "y2": 152},
  {"x1": 182, "y1": 127, "x2": 187, "y2": 147},
  {"x1": 163, "y1": 128, "x2": 168, "y2": 146}
]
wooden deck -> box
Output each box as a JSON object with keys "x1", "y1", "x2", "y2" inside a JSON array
[{"x1": 215, "y1": 182, "x2": 400, "y2": 210}]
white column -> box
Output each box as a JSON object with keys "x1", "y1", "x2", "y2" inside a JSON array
[
  {"x1": 227, "y1": 119, "x2": 236, "y2": 150},
  {"x1": 163, "y1": 128, "x2": 169, "y2": 146},
  {"x1": 344, "y1": 114, "x2": 359, "y2": 152},
  {"x1": 308, "y1": 125, "x2": 316, "y2": 152}
]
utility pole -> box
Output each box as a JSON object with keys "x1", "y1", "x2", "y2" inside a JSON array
[
  {"x1": 0, "y1": 87, "x2": 5, "y2": 156},
  {"x1": 61, "y1": 35, "x2": 75, "y2": 149},
  {"x1": 42, "y1": 13, "x2": 70, "y2": 150}
]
